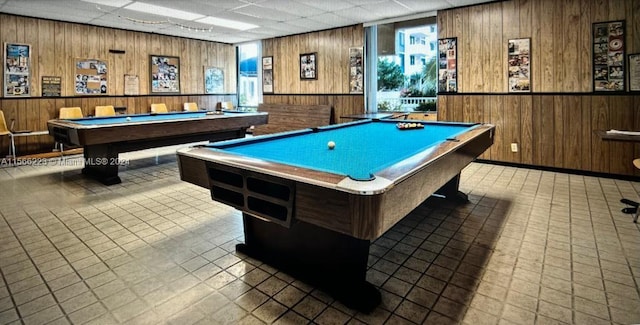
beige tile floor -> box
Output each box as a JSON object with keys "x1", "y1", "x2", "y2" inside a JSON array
[{"x1": 0, "y1": 145, "x2": 639, "y2": 325}]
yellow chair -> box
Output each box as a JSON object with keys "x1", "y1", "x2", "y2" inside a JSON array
[
  {"x1": 621, "y1": 158, "x2": 640, "y2": 223},
  {"x1": 151, "y1": 103, "x2": 168, "y2": 113},
  {"x1": 0, "y1": 111, "x2": 16, "y2": 164},
  {"x1": 58, "y1": 107, "x2": 83, "y2": 157},
  {"x1": 95, "y1": 105, "x2": 116, "y2": 117},
  {"x1": 184, "y1": 102, "x2": 198, "y2": 111},
  {"x1": 59, "y1": 107, "x2": 83, "y2": 119},
  {"x1": 221, "y1": 101, "x2": 235, "y2": 110},
  {"x1": 1, "y1": 111, "x2": 51, "y2": 165}
]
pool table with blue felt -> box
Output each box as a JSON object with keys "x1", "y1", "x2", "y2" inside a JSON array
[
  {"x1": 47, "y1": 111, "x2": 267, "y2": 185},
  {"x1": 177, "y1": 119, "x2": 494, "y2": 312}
]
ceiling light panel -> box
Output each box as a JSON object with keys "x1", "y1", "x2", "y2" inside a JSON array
[
  {"x1": 81, "y1": 0, "x2": 132, "y2": 8},
  {"x1": 196, "y1": 16, "x2": 258, "y2": 30},
  {"x1": 124, "y1": 2, "x2": 204, "y2": 21}
]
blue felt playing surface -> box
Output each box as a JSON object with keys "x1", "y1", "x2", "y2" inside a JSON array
[
  {"x1": 66, "y1": 111, "x2": 243, "y2": 125},
  {"x1": 207, "y1": 120, "x2": 478, "y2": 181}
]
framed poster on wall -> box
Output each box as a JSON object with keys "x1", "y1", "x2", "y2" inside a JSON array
[
  {"x1": 4, "y1": 43, "x2": 31, "y2": 97},
  {"x1": 593, "y1": 20, "x2": 625, "y2": 92},
  {"x1": 204, "y1": 66, "x2": 224, "y2": 94},
  {"x1": 74, "y1": 58, "x2": 108, "y2": 95},
  {"x1": 629, "y1": 53, "x2": 640, "y2": 92},
  {"x1": 262, "y1": 56, "x2": 273, "y2": 94},
  {"x1": 150, "y1": 55, "x2": 180, "y2": 93},
  {"x1": 41, "y1": 76, "x2": 61, "y2": 97},
  {"x1": 508, "y1": 38, "x2": 531, "y2": 92},
  {"x1": 349, "y1": 47, "x2": 364, "y2": 94},
  {"x1": 300, "y1": 52, "x2": 317, "y2": 80},
  {"x1": 437, "y1": 38, "x2": 457, "y2": 93}
]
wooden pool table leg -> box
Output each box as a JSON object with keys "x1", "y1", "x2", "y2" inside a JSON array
[
  {"x1": 237, "y1": 214, "x2": 381, "y2": 314},
  {"x1": 82, "y1": 145, "x2": 121, "y2": 185}
]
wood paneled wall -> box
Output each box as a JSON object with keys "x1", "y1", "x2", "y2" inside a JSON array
[
  {"x1": 0, "y1": 13, "x2": 237, "y2": 155},
  {"x1": 0, "y1": 14, "x2": 236, "y2": 96},
  {"x1": 263, "y1": 95, "x2": 365, "y2": 125},
  {"x1": 438, "y1": 0, "x2": 639, "y2": 92},
  {"x1": 262, "y1": 25, "x2": 364, "y2": 95},
  {"x1": 261, "y1": 25, "x2": 365, "y2": 124},
  {"x1": 0, "y1": 95, "x2": 236, "y2": 154},
  {"x1": 440, "y1": 94, "x2": 640, "y2": 176},
  {"x1": 438, "y1": 0, "x2": 640, "y2": 177}
]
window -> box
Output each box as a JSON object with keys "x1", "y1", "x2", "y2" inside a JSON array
[
  {"x1": 237, "y1": 42, "x2": 259, "y2": 110},
  {"x1": 365, "y1": 17, "x2": 438, "y2": 113}
]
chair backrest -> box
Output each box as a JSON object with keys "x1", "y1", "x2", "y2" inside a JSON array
[
  {"x1": 183, "y1": 102, "x2": 198, "y2": 111},
  {"x1": 151, "y1": 103, "x2": 168, "y2": 113},
  {"x1": 634, "y1": 158, "x2": 640, "y2": 170},
  {"x1": 59, "y1": 107, "x2": 83, "y2": 119},
  {"x1": 95, "y1": 105, "x2": 116, "y2": 117},
  {"x1": 0, "y1": 111, "x2": 10, "y2": 135},
  {"x1": 221, "y1": 101, "x2": 234, "y2": 110}
]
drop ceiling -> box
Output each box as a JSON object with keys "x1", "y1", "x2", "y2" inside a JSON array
[{"x1": 0, "y1": 0, "x2": 495, "y2": 44}]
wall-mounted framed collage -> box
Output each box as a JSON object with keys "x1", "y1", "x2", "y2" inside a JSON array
[
  {"x1": 593, "y1": 20, "x2": 625, "y2": 92},
  {"x1": 262, "y1": 56, "x2": 273, "y2": 94},
  {"x1": 4, "y1": 43, "x2": 31, "y2": 97},
  {"x1": 508, "y1": 38, "x2": 531, "y2": 92},
  {"x1": 150, "y1": 55, "x2": 180, "y2": 93},
  {"x1": 437, "y1": 38, "x2": 457, "y2": 93},
  {"x1": 300, "y1": 52, "x2": 317, "y2": 80},
  {"x1": 74, "y1": 58, "x2": 108, "y2": 95}
]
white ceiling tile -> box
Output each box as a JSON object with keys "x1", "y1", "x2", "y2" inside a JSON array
[
  {"x1": 257, "y1": 0, "x2": 325, "y2": 17},
  {"x1": 359, "y1": 1, "x2": 413, "y2": 19},
  {"x1": 395, "y1": 0, "x2": 451, "y2": 12},
  {"x1": 0, "y1": 0, "x2": 495, "y2": 43},
  {"x1": 295, "y1": 0, "x2": 356, "y2": 12},
  {"x1": 307, "y1": 12, "x2": 356, "y2": 27},
  {"x1": 232, "y1": 4, "x2": 302, "y2": 21}
]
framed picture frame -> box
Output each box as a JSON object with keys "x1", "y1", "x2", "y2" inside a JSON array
[
  {"x1": 4, "y1": 42, "x2": 31, "y2": 97},
  {"x1": 628, "y1": 53, "x2": 640, "y2": 92},
  {"x1": 349, "y1": 47, "x2": 364, "y2": 94},
  {"x1": 150, "y1": 55, "x2": 180, "y2": 93},
  {"x1": 508, "y1": 38, "x2": 531, "y2": 92},
  {"x1": 41, "y1": 76, "x2": 61, "y2": 97},
  {"x1": 593, "y1": 20, "x2": 625, "y2": 92},
  {"x1": 204, "y1": 66, "x2": 224, "y2": 94},
  {"x1": 437, "y1": 38, "x2": 457, "y2": 93},
  {"x1": 74, "y1": 58, "x2": 108, "y2": 95},
  {"x1": 300, "y1": 52, "x2": 317, "y2": 80},
  {"x1": 262, "y1": 56, "x2": 274, "y2": 94}
]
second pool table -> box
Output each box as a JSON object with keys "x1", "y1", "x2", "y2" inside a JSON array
[
  {"x1": 178, "y1": 119, "x2": 494, "y2": 312},
  {"x1": 48, "y1": 111, "x2": 267, "y2": 185}
]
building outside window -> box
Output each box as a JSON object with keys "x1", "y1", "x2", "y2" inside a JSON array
[
  {"x1": 369, "y1": 17, "x2": 438, "y2": 114},
  {"x1": 238, "y1": 42, "x2": 259, "y2": 110}
]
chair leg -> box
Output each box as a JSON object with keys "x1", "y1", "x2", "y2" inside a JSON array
[
  {"x1": 9, "y1": 134, "x2": 16, "y2": 167},
  {"x1": 621, "y1": 198, "x2": 639, "y2": 223}
]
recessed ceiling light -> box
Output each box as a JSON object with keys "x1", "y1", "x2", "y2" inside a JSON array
[
  {"x1": 124, "y1": 2, "x2": 205, "y2": 21},
  {"x1": 196, "y1": 16, "x2": 258, "y2": 31},
  {"x1": 81, "y1": 0, "x2": 132, "y2": 8}
]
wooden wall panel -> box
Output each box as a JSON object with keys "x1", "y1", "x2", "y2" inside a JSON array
[
  {"x1": 262, "y1": 95, "x2": 364, "y2": 125},
  {"x1": 261, "y1": 25, "x2": 363, "y2": 95},
  {"x1": 0, "y1": 13, "x2": 238, "y2": 155},
  {"x1": 439, "y1": 94, "x2": 639, "y2": 177},
  {"x1": 437, "y1": 0, "x2": 639, "y2": 177}
]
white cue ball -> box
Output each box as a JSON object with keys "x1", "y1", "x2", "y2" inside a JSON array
[
  {"x1": 125, "y1": 117, "x2": 131, "y2": 121},
  {"x1": 327, "y1": 141, "x2": 335, "y2": 149}
]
